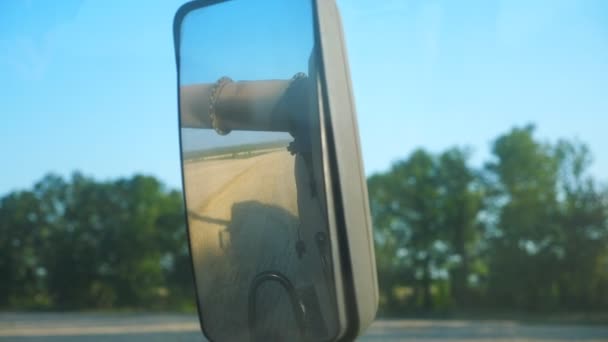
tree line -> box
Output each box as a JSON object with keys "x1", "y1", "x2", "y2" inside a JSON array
[
  {"x1": 370, "y1": 125, "x2": 608, "y2": 314},
  {"x1": 1, "y1": 124, "x2": 607, "y2": 314},
  {"x1": 0, "y1": 174, "x2": 194, "y2": 310}
]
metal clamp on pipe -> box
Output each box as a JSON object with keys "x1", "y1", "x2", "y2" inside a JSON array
[{"x1": 180, "y1": 73, "x2": 310, "y2": 135}]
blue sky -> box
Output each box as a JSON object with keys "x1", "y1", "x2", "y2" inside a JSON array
[{"x1": 1, "y1": 0, "x2": 607, "y2": 195}]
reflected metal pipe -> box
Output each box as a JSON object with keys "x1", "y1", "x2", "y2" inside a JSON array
[
  {"x1": 248, "y1": 271, "x2": 307, "y2": 341},
  {"x1": 180, "y1": 76, "x2": 309, "y2": 134}
]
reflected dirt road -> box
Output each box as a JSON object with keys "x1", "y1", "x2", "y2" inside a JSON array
[
  {"x1": 2, "y1": 313, "x2": 608, "y2": 341},
  {"x1": 185, "y1": 150, "x2": 297, "y2": 340},
  {"x1": 183, "y1": 149, "x2": 335, "y2": 340}
]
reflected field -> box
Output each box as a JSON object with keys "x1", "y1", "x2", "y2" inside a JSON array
[
  {"x1": 183, "y1": 146, "x2": 336, "y2": 340},
  {"x1": 184, "y1": 150, "x2": 300, "y2": 340}
]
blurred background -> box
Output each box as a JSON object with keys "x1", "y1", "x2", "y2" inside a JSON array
[{"x1": 1, "y1": 0, "x2": 607, "y2": 340}]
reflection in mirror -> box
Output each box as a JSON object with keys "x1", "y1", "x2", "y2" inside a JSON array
[{"x1": 178, "y1": 1, "x2": 338, "y2": 341}]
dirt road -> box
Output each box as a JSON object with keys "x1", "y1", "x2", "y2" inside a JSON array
[{"x1": 2, "y1": 313, "x2": 608, "y2": 341}]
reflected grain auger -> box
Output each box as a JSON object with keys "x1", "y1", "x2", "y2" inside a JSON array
[{"x1": 180, "y1": 73, "x2": 310, "y2": 135}]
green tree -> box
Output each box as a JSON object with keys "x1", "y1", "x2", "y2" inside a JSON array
[
  {"x1": 370, "y1": 149, "x2": 455, "y2": 311},
  {"x1": 0, "y1": 189, "x2": 48, "y2": 307},
  {"x1": 554, "y1": 140, "x2": 608, "y2": 309},
  {"x1": 437, "y1": 148, "x2": 484, "y2": 307},
  {"x1": 485, "y1": 125, "x2": 564, "y2": 310},
  {"x1": 369, "y1": 147, "x2": 485, "y2": 313}
]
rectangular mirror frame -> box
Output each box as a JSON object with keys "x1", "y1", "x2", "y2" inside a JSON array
[{"x1": 173, "y1": 1, "x2": 378, "y2": 340}]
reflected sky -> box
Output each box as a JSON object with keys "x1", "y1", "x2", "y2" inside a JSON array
[{"x1": 180, "y1": 0, "x2": 313, "y2": 84}]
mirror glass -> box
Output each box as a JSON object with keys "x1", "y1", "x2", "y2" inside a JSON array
[{"x1": 177, "y1": 1, "x2": 338, "y2": 341}]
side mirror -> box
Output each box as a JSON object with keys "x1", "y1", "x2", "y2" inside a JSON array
[{"x1": 173, "y1": 1, "x2": 377, "y2": 341}]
